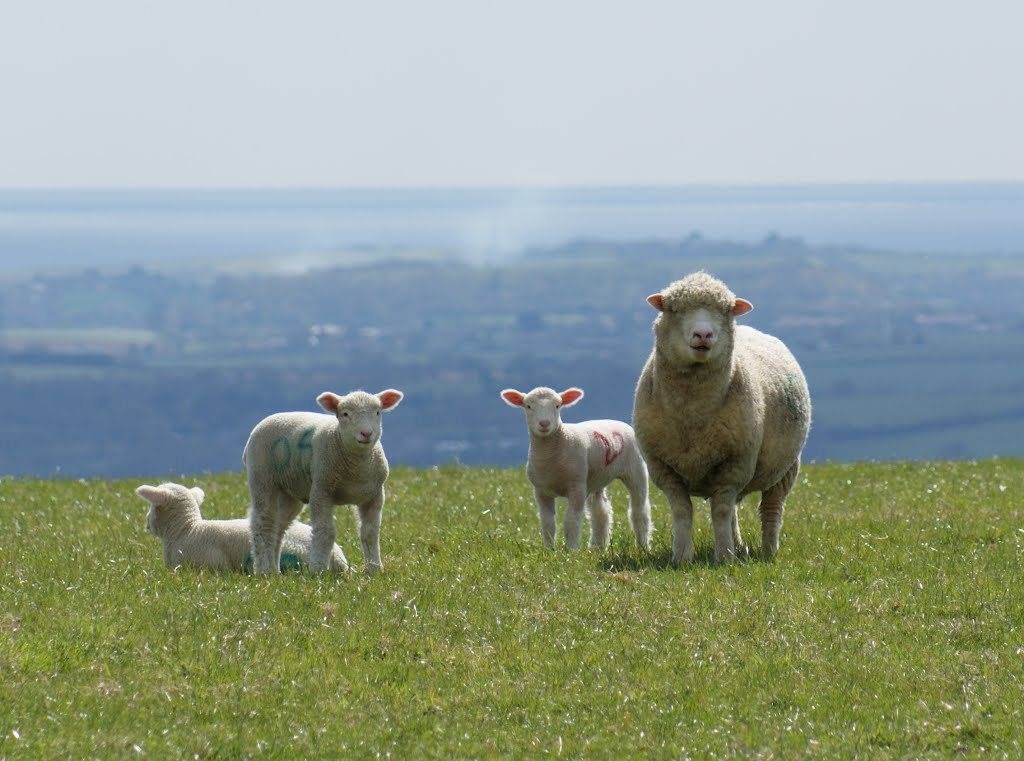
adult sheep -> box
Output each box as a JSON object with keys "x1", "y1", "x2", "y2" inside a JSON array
[
  {"x1": 632, "y1": 271, "x2": 811, "y2": 564},
  {"x1": 244, "y1": 389, "x2": 403, "y2": 575}
]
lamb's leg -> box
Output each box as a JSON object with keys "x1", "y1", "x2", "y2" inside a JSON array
[
  {"x1": 732, "y1": 498, "x2": 745, "y2": 555},
  {"x1": 647, "y1": 456, "x2": 694, "y2": 564},
  {"x1": 308, "y1": 493, "x2": 337, "y2": 574},
  {"x1": 710, "y1": 488, "x2": 741, "y2": 563},
  {"x1": 759, "y1": 458, "x2": 799, "y2": 558},
  {"x1": 249, "y1": 487, "x2": 284, "y2": 575},
  {"x1": 623, "y1": 470, "x2": 652, "y2": 550},
  {"x1": 356, "y1": 490, "x2": 385, "y2": 573},
  {"x1": 587, "y1": 488, "x2": 612, "y2": 549},
  {"x1": 563, "y1": 486, "x2": 587, "y2": 550},
  {"x1": 534, "y1": 488, "x2": 557, "y2": 548}
]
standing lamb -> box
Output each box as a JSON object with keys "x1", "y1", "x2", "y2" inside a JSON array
[
  {"x1": 632, "y1": 271, "x2": 811, "y2": 564},
  {"x1": 501, "y1": 386, "x2": 652, "y2": 550},
  {"x1": 243, "y1": 389, "x2": 403, "y2": 575},
  {"x1": 136, "y1": 482, "x2": 348, "y2": 572}
]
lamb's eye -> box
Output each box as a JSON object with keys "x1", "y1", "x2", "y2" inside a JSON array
[
  {"x1": 342, "y1": 412, "x2": 349, "y2": 418},
  {"x1": 526, "y1": 404, "x2": 532, "y2": 410},
  {"x1": 376, "y1": 411, "x2": 381, "y2": 416}
]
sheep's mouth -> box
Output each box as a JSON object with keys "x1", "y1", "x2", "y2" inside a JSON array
[{"x1": 692, "y1": 345, "x2": 711, "y2": 353}]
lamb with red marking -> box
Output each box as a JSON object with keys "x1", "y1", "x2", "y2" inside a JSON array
[{"x1": 500, "y1": 386, "x2": 651, "y2": 550}]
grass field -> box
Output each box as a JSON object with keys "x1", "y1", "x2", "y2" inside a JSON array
[{"x1": 1, "y1": 460, "x2": 1022, "y2": 758}]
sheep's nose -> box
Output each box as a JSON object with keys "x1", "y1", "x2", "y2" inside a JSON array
[
  {"x1": 359, "y1": 430, "x2": 373, "y2": 441},
  {"x1": 691, "y1": 329, "x2": 714, "y2": 346},
  {"x1": 539, "y1": 420, "x2": 551, "y2": 430}
]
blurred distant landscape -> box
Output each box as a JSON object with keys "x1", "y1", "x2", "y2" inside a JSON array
[{"x1": 2, "y1": 186, "x2": 1024, "y2": 478}]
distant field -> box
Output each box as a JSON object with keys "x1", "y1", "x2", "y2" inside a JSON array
[{"x1": 1, "y1": 460, "x2": 1021, "y2": 757}]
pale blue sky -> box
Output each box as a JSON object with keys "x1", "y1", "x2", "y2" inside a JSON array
[{"x1": 2, "y1": 0, "x2": 1022, "y2": 188}]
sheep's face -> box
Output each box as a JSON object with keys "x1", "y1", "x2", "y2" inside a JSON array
[
  {"x1": 136, "y1": 483, "x2": 205, "y2": 537},
  {"x1": 317, "y1": 389, "x2": 404, "y2": 450},
  {"x1": 648, "y1": 294, "x2": 753, "y2": 368},
  {"x1": 501, "y1": 386, "x2": 584, "y2": 438}
]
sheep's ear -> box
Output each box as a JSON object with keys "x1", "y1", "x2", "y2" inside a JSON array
[
  {"x1": 647, "y1": 294, "x2": 665, "y2": 312},
  {"x1": 501, "y1": 389, "x2": 526, "y2": 407},
  {"x1": 317, "y1": 392, "x2": 342, "y2": 413},
  {"x1": 732, "y1": 298, "x2": 754, "y2": 316},
  {"x1": 135, "y1": 484, "x2": 165, "y2": 503},
  {"x1": 190, "y1": 486, "x2": 205, "y2": 504},
  {"x1": 559, "y1": 388, "x2": 584, "y2": 407},
  {"x1": 377, "y1": 389, "x2": 403, "y2": 410}
]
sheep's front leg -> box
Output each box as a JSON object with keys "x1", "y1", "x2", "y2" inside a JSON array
[
  {"x1": 308, "y1": 496, "x2": 337, "y2": 574},
  {"x1": 533, "y1": 488, "x2": 557, "y2": 548},
  {"x1": 647, "y1": 457, "x2": 695, "y2": 564},
  {"x1": 710, "y1": 489, "x2": 740, "y2": 563},
  {"x1": 586, "y1": 489, "x2": 612, "y2": 549},
  {"x1": 563, "y1": 485, "x2": 587, "y2": 550},
  {"x1": 357, "y1": 490, "x2": 385, "y2": 573}
]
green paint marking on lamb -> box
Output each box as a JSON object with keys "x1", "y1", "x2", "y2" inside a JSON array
[
  {"x1": 243, "y1": 552, "x2": 304, "y2": 574},
  {"x1": 269, "y1": 427, "x2": 316, "y2": 478}
]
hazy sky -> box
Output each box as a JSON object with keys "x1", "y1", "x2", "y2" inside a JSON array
[{"x1": 2, "y1": 1, "x2": 1022, "y2": 188}]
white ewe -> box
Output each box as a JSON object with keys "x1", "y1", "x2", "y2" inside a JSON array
[
  {"x1": 501, "y1": 386, "x2": 652, "y2": 550},
  {"x1": 633, "y1": 271, "x2": 811, "y2": 563},
  {"x1": 136, "y1": 482, "x2": 348, "y2": 572},
  {"x1": 243, "y1": 389, "x2": 403, "y2": 575}
]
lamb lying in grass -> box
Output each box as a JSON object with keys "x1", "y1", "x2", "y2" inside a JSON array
[
  {"x1": 501, "y1": 386, "x2": 652, "y2": 550},
  {"x1": 137, "y1": 482, "x2": 348, "y2": 573}
]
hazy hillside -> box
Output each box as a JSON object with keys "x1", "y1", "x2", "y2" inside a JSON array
[{"x1": 2, "y1": 235, "x2": 1023, "y2": 477}]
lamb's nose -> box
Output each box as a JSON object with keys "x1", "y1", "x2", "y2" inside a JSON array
[
  {"x1": 539, "y1": 420, "x2": 551, "y2": 430},
  {"x1": 359, "y1": 430, "x2": 372, "y2": 441}
]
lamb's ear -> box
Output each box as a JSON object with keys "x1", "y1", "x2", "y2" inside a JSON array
[
  {"x1": 559, "y1": 388, "x2": 584, "y2": 407},
  {"x1": 135, "y1": 484, "x2": 166, "y2": 503},
  {"x1": 732, "y1": 298, "x2": 754, "y2": 316},
  {"x1": 647, "y1": 294, "x2": 665, "y2": 312},
  {"x1": 377, "y1": 389, "x2": 403, "y2": 410},
  {"x1": 317, "y1": 392, "x2": 342, "y2": 413},
  {"x1": 501, "y1": 389, "x2": 526, "y2": 407},
  {"x1": 190, "y1": 486, "x2": 205, "y2": 504}
]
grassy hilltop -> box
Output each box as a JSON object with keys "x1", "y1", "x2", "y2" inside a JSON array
[{"x1": 1, "y1": 459, "x2": 1022, "y2": 757}]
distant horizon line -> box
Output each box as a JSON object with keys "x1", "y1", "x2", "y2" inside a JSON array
[{"x1": 3, "y1": 179, "x2": 1024, "y2": 194}]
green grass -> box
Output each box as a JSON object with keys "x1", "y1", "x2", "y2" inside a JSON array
[{"x1": 1, "y1": 460, "x2": 1022, "y2": 758}]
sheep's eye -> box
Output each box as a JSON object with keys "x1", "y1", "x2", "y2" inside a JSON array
[
  {"x1": 376, "y1": 410, "x2": 381, "y2": 416},
  {"x1": 341, "y1": 412, "x2": 349, "y2": 418},
  {"x1": 525, "y1": 404, "x2": 531, "y2": 410}
]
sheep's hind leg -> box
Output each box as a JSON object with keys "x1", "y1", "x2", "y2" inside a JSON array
[
  {"x1": 759, "y1": 458, "x2": 799, "y2": 558},
  {"x1": 586, "y1": 489, "x2": 612, "y2": 549},
  {"x1": 624, "y1": 473, "x2": 652, "y2": 550},
  {"x1": 249, "y1": 489, "x2": 289, "y2": 575}
]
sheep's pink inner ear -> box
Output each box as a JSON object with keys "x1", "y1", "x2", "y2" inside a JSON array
[
  {"x1": 647, "y1": 294, "x2": 665, "y2": 312},
  {"x1": 377, "y1": 389, "x2": 403, "y2": 410},
  {"x1": 560, "y1": 388, "x2": 584, "y2": 407},
  {"x1": 501, "y1": 389, "x2": 526, "y2": 407},
  {"x1": 317, "y1": 392, "x2": 341, "y2": 413},
  {"x1": 732, "y1": 298, "x2": 754, "y2": 316}
]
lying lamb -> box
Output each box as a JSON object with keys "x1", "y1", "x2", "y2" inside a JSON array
[
  {"x1": 244, "y1": 388, "x2": 403, "y2": 575},
  {"x1": 501, "y1": 386, "x2": 652, "y2": 550},
  {"x1": 633, "y1": 271, "x2": 811, "y2": 563},
  {"x1": 137, "y1": 482, "x2": 348, "y2": 572}
]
